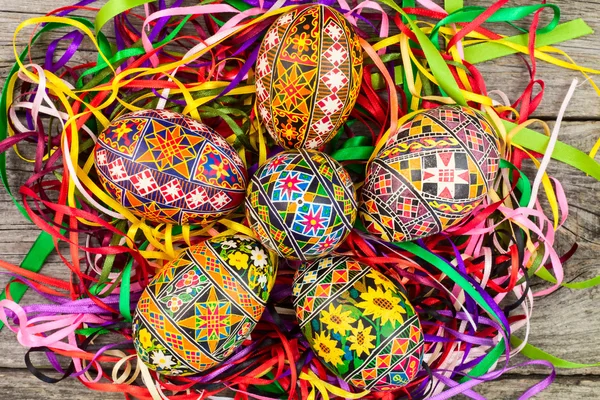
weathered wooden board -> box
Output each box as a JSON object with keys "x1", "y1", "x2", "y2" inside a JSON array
[
  {"x1": 458, "y1": 375, "x2": 600, "y2": 400},
  {"x1": 0, "y1": 0, "x2": 598, "y2": 399},
  {"x1": 0, "y1": 369, "x2": 122, "y2": 400},
  {"x1": 0, "y1": 370, "x2": 597, "y2": 400}
]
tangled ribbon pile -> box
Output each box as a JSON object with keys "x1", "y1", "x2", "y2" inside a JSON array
[{"x1": 1, "y1": 0, "x2": 600, "y2": 399}]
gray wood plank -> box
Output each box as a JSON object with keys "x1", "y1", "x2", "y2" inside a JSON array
[
  {"x1": 458, "y1": 375, "x2": 600, "y2": 400},
  {"x1": 0, "y1": 369, "x2": 599, "y2": 400},
  {"x1": 0, "y1": 368, "x2": 122, "y2": 399},
  {"x1": 0, "y1": 0, "x2": 598, "y2": 399}
]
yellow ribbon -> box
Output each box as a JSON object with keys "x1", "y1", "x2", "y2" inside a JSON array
[{"x1": 300, "y1": 370, "x2": 369, "y2": 400}]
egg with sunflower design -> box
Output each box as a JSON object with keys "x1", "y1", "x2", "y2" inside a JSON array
[
  {"x1": 255, "y1": 4, "x2": 363, "y2": 149},
  {"x1": 246, "y1": 149, "x2": 357, "y2": 260},
  {"x1": 94, "y1": 109, "x2": 247, "y2": 225},
  {"x1": 293, "y1": 256, "x2": 424, "y2": 391},
  {"x1": 133, "y1": 235, "x2": 277, "y2": 376}
]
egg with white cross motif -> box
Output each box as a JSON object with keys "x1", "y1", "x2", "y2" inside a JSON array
[{"x1": 359, "y1": 106, "x2": 500, "y2": 242}]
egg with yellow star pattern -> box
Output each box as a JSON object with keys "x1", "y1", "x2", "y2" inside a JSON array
[
  {"x1": 133, "y1": 235, "x2": 277, "y2": 376},
  {"x1": 293, "y1": 256, "x2": 424, "y2": 391},
  {"x1": 94, "y1": 109, "x2": 247, "y2": 225}
]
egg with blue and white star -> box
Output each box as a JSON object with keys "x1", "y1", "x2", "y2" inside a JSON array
[{"x1": 245, "y1": 149, "x2": 356, "y2": 260}]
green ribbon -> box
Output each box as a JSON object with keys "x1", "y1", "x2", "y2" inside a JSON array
[
  {"x1": 534, "y1": 264, "x2": 600, "y2": 290},
  {"x1": 224, "y1": 0, "x2": 254, "y2": 11},
  {"x1": 445, "y1": 0, "x2": 463, "y2": 14},
  {"x1": 379, "y1": 0, "x2": 467, "y2": 106},
  {"x1": 512, "y1": 336, "x2": 600, "y2": 368},
  {"x1": 330, "y1": 136, "x2": 374, "y2": 162},
  {"x1": 430, "y1": 4, "x2": 561, "y2": 47},
  {"x1": 76, "y1": 326, "x2": 111, "y2": 336},
  {"x1": 506, "y1": 120, "x2": 600, "y2": 180},
  {"x1": 330, "y1": 136, "x2": 374, "y2": 175},
  {"x1": 198, "y1": 105, "x2": 252, "y2": 150},
  {"x1": 464, "y1": 19, "x2": 593, "y2": 64},
  {"x1": 120, "y1": 257, "x2": 135, "y2": 322},
  {"x1": 371, "y1": 65, "x2": 403, "y2": 90},
  {"x1": 499, "y1": 159, "x2": 531, "y2": 207},
  {"x1": 462, "y1": 340, "x2": 506, "y2": 382},
  {"x1": 96, "y1": 0, "x2": 155, "y2": 32}
]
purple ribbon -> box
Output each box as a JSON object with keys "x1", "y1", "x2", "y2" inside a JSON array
[
  {"x1": 44, "y1": 31, "x2": 84, "y2": 72},
  {"x1": 147, "y1": 0, "x2": 183, "y2": 42}
]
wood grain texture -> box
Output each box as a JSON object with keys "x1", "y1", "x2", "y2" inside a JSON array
[
  {"x1": 457, "y1": 375, "x2": 600, "y2": 400},
  {"x1": 0, "y1": 0, "x2": 598, "y2": 399},
  {"x1": 0, "y1": 369, "x2": 122, "y2": 400}
]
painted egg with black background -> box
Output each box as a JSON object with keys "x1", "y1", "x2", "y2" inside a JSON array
[
  {"x1": 133, "y1": 235, "x2": 277, "y2": 376},
  {"x1": 255, "y1": 4, "x2": 363, "y2": 149},
  {"x1": 293, "y1": 256, "x2": 424, "y2": 390},
  {"x1": 94, "y1": 109, "x2": 247, "y2": 225},
  {"x1": 245, "y1": 149, "x2": 356, "y2": 260},
  {"x1": 359, "y1": 105, "x2": 500, "y2": 242}
]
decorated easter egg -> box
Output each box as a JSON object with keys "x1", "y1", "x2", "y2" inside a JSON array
[
  {"x1": 132, "y1": 235, "x2": 277, "y2": 376},
  {"x1": 246, "y1": 149, "x2": 356, "y2": 260},
  {"x1": 94, "y1": 109, "x2": 247, "y2": 225},
  {"x1": 293, "y1": 256, "x2": 424, "y2": 391},
  {"x1": 359, "y1": 105, "x2": 500, "y2": 242},
  {"x1": 255, "y1": 4, "x2": 363, "y2": 149}
]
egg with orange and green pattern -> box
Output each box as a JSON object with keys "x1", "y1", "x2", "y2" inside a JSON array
[
  {"x1": 133, "y1": 235, "x2": 276, "y2": 376},
  {"x1": 293, "y1": 256, "x2": 424, "y2": 391}
]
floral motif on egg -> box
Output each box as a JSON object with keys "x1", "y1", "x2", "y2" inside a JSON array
[
  {"x1": 293, "y1": 256, "x2": 424, "y2": 391},
  {"x1": 245, "y1": 149, "x2": 357, "y2": 260},
  {"x1": 359, "y1": 105, "x2": 500, "y2": 242},
  {"x1": 255, "y1": 4, "x2": 363, "y2": 149},
  {"x1": 94, "y1": 109, "x2": 247, "y2": 225},
  {"x1": 133, "y1": 235, "x2": 276, "y2": 376}
]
